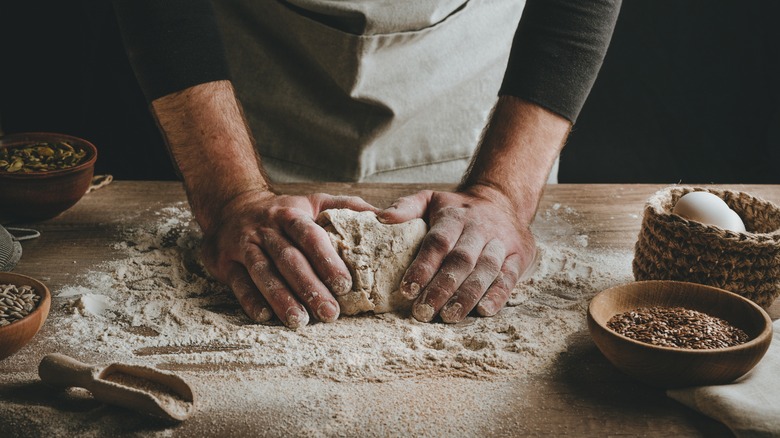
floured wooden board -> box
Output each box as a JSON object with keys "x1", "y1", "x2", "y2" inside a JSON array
[{"x1": 1, "y1": 182, "x2": 761, "y2": 436}]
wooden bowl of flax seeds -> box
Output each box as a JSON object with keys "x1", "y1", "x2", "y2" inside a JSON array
[
  {"x1": 588, "y1": 280, "x2": 772, "y2": 388},
  {"x1": 0, "y1": 272, "x2": 51, "y2": 360}
]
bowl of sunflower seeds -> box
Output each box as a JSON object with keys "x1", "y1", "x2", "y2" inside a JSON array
[
  {"x1": 0, "y1": 132, "x2": 97, "y2": 222},
  {"x1": 0, "y1": 272, "x2": 51, "y2": 360}
]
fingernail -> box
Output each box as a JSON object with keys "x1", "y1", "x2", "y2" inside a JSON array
[
  {"x1": 331, "y1": 276, "x2": 352, "y2": 296},
  {"x1": 251, "y1": 307, "x2": 274, "y2": 323},
  {"x1": 401, "y1": 281, "x2": 421, "y2": 299},
  {"x1": 316, "y1": 301, "x2": 339, "y2": 323},
  {"x1": 440, "y1": 302, "x2": 463, "y2": 323},
  {"x1": 476, "y1": 300, "x2": 498, "y2": 317},
  {"x1": 412, "y1": 303, "x2": 435, "y2": 322},
  {"x1": 285, "y1": 308, "x2": 310, "y2": 329}
]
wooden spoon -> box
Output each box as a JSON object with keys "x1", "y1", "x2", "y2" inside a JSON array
[{"x1": 39, "y1": 353, "x2": 195, "y2": 421}]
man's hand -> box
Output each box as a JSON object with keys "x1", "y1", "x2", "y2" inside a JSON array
[
  {"x1": 378, "y1": 186, "x2": 536, "y2": 323},
  {"x1": 379, "y1": 96, "x2": 571, "y2": 323},
  {"x1": 150, "y1": 80, "x2": 380, "y2": 328},
  {"x1": 201, "y1": 189, "x2": 377, "y2": 328}
]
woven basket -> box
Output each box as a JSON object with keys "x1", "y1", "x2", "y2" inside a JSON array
[{"x1": 633, "y1": 186, "x2": 780, "y2": 308}]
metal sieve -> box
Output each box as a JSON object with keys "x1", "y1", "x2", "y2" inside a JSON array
[
  {"x1": 0, "y1": 226, "x2": 39, "y2": 271},
  {"x1": 0, "y1": 224, "x2": 21, "y2": 272}
]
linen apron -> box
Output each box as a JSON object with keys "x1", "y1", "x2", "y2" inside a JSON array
[{"x1": 213, "y1": 0, "x2": 529, "y2": 183}]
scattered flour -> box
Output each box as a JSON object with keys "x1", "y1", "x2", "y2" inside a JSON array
[{"x1": 50, "y1": 203, "x2": 633, "y2": 383}]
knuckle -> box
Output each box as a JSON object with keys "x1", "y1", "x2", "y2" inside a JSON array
[
  {"x1": 243, "y1": 246, "x2": 262, "y2": 264},
  {"x1": 423, "y1": 284, "x2": 451, "y2": 303},
  {"x1": 481, "y1": 253, "x2": 503, "y2": 271},
  {"x1": 229, "y1": 274, "x2": 253, "y2": 293},
  {"x1": 464, "y1": 275, "x2": 490, "y2": 293},
  {"x1": 248, "y1": 259, "x2": 269, "y2": 275},
  {"x1": 277, "y1": 246, "x2": 300, "y2": 263},
  {"x1": 424, "y1": 231, "x2": 453, "y2": 254},
  {"x1": 446, "y1": 247, "x2": 476, "y2": 268},
  {"x1": 492, "y1": 273, "x2": 513, "y2": 294},
  {"x1": 296, "y1": 225, "x2": 322, "y2": 249},
  {"x1": 263, "y1": 277, "x2": 285, "y2": 293},
  {"x1": 505, "y1": 260, "x2": 524, "y2": 279},
  {"x1": 238, "y1": 229, "x2": 261, "y2": 247},
  {"x1": 441, "y1": 206, "x2": 465, "y2": 220},
  {"x1": 288, "y1": 215, "x2": 310, "y2": 231},
  {"x1": 277, "y1": 208, "x2": 301, "y2": 224},
  {"x1": 461, "y1": 289, "x2": 483, "y2": 304},
  {"x1": 298, "y1": 288, "x2": 322, "y2": 304}
]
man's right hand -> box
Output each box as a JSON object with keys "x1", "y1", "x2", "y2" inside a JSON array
[
  {"x1": 150, "y1": 80, "x2": 377, "y2": 328},
  {"x1": 200, "y1": 189, "x2": 377, "y2": 328}
]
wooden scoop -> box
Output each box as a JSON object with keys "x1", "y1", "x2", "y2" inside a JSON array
[{"x1": 39, "y1": 353, "x2": 195, "y2": 421}]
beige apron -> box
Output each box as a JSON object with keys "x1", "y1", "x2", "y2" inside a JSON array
[{"x1": 214, "y1": 0, "x2": 526, "y2": 183}]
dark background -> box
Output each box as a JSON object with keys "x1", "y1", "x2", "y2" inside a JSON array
[{"x1": 1, "y1": 1, "x2": 778, "y2": 183}]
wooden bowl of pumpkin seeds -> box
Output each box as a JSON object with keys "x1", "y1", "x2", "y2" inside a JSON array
[
  {"x1": 0, "y1": 272, "x2": 51, "y2": 360},
  {"x1": 0, "y1": 132, "x2": 97, "y2": 222}
]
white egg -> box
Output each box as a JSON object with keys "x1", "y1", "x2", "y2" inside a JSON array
[{"x1": 672, "y1": 192, "x2": 746, "y2": 232}]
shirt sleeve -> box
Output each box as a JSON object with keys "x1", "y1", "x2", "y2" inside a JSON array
[
  {"x1": 499, "y1": 0, "x2": 622, "y2": 122},
  {"x1": 111, "y1": 0, "x2": 231, "y2": 102}
]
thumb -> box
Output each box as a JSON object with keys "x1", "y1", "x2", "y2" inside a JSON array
[
  {"x1": 377, "y1": 190, "x2": 433, "y2": 224},
  {"x1": 319, "y1": 195, "x2": 380, "y2": 213}
]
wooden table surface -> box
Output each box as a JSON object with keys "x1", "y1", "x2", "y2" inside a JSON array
[{"x1": 1, "y1": 182, "x2": 778, "y2": 437}]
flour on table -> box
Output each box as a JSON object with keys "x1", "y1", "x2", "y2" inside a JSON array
[
  {"x1": 51, "y1": 202, "x2": 633, "y2": 382},
  {"x1": 317, "y1": 209, "x2": 426, "y2": 315}
]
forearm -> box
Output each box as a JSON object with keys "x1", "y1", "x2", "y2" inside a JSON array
[
  {"x1": 460, "y1": 96, "x2": 570, "y2": 226},
  {"x1": 151, "y1": 80, "x2": 270, "y2": 231}
]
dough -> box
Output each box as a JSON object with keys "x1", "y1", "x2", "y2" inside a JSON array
[{"x1": 316, "y1": 209, "x2": 427, "y2": 315}]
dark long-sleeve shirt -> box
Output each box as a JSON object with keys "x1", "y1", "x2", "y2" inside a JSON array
[{"x1": 112, "y1": 0, "x2": 621, "y2": 123}]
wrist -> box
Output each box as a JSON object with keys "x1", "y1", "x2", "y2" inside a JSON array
[
  {"x1": 460, "y1": 96, "x2": 570, "y2": 225},
  {"x1": 151, "y1": 80, "x2": 272, "y2": 231}
]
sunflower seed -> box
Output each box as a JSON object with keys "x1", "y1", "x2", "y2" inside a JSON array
[{"x1": 0, "y1": 283, "x2": 42, "y2": 326}]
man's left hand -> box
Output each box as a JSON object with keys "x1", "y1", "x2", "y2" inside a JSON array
[{"x1": 378, "y1": 185, "x2": 536, "y2": 323}]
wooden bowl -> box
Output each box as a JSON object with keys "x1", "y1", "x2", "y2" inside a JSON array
[
  {"x1": 0, "y1": 272, "x2": 51, "y2": 360},
  {"x1": 0, "y1": 132, "x2": 97, "y2": 222},
  {"x1": 587, "y1": 280, "x2": 773, "y2": 388}
]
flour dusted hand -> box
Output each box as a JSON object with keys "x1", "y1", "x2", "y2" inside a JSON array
[
  {"x1": 200, "y1": 190, "x2": 378, "y2": 329},
  {"x1": 377, "y1": 187, "x2": 536, "y2": 323},
  {"x1": 317, "y1": 209, "x2": 427, "y2": 315}
]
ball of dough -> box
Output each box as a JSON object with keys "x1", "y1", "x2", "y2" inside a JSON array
[{"x1": 316, "y1": 209, "x2": 427, "y2": 315}]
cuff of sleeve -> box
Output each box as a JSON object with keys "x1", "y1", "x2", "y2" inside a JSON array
[
  {"x1": 113, "y1": 0, "x2": 231, "y2": 102},
  {"x1": 498, "y1": 0, "x2": 621, "y2": 123}
]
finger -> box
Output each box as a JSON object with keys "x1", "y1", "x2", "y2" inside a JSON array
[
  {"x1": 440, "y1": 239, "x2": 506, "y2": 323},
  {"x1": 317, "y1": 195, "x2": 379, "y2": 213},
  {"x1": 377, "y1": 190, "x2": 433, "y2": 223},
  {"x1": 262, "y1": 231, "x2": 341, "y2": 323},
  {"x1": 412, "y1": 227, "x2": 485, "y2": 322},
  {"x1": 227, "y1": 262, "x2": 273, "y2": 323},
  {"x1": 475, "y1": 253, "x2": 524, "y2": 317},
  {"x1": 283, "y1": 215, "x2": 352, "y2": 296},
  {"x1": 400, "y1": 212, "x2": 464, "y2": 300},
  {"x1": 244, "y1": 245, "x2": 310, "y2": 329}
]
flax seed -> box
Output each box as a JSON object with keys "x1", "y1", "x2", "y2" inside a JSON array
[{"x1": 606, "y1": 306, "x2": 749, "y2": 349}]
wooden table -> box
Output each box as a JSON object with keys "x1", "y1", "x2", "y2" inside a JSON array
[{"x1": 1, "y1": 182, "x2": 777, "y2": 437}]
